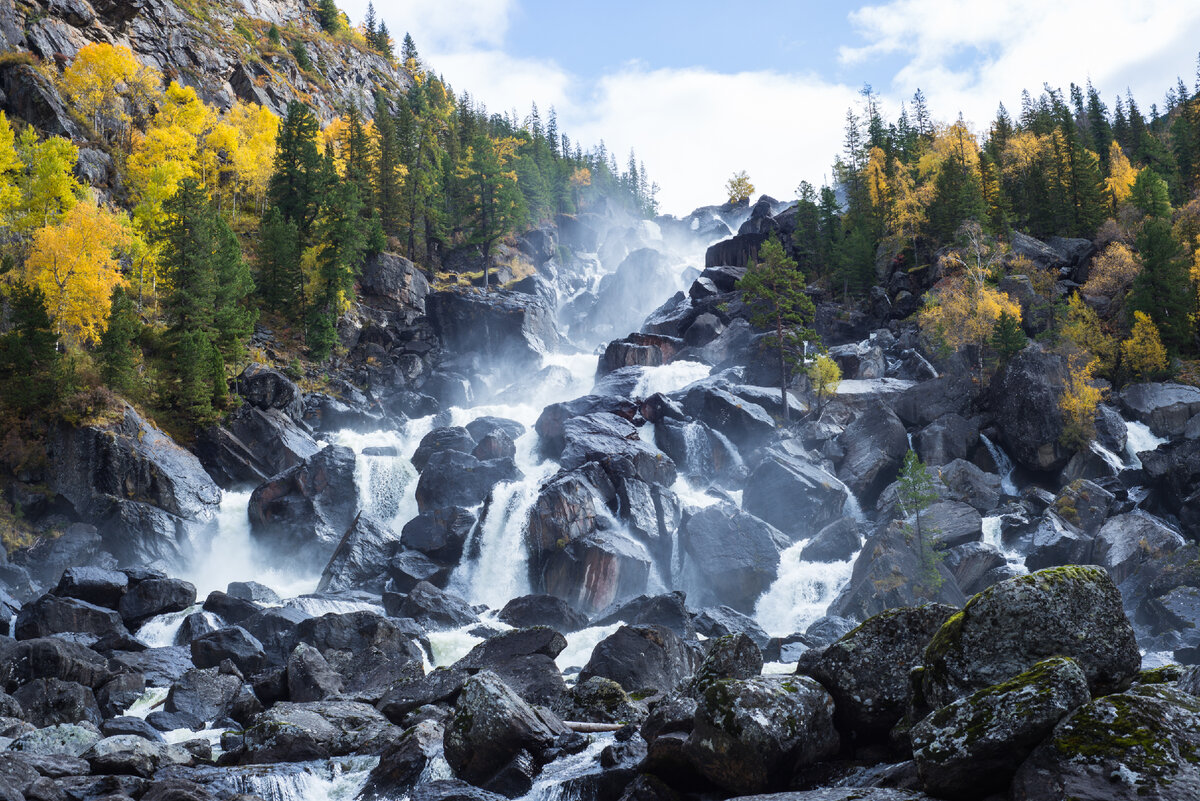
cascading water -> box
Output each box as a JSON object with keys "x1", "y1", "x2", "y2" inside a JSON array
[
  {"x1": 980, "y1": 434, "x2": 1018, "y2": 496},
  {"x1": 1125, "y1": 420, "x2": 1166, "y2": 468},
  {"x1": 1090, "y1": 440, "x2": 1127, "y2": 475},
  {"x1": 179, "y1": 490, "x2": 322, "y2": 601},
  {"x1": 981, "y1": 515, "x2": 1026, "y2": 572},
  {"x1": 754, "y1": 542, "x2": 855, "y2": 638}
]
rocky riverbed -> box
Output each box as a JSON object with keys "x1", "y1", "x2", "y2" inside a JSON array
[{"x1": 3, "y1": 197, "x2": 1200, "y2": 801}]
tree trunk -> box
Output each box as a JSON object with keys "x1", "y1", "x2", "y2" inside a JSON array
[{"x1": 777, "y1": 312, "x2": 788, "y2": 425}]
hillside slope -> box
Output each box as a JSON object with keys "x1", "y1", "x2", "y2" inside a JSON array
[{"x1": 0, "y1": 0, "x2": 408, "y2": 131}]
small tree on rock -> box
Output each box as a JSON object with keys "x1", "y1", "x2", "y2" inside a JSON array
[
  {"x1": 809, "y1": 353, "x2": 841, "y2": 413},
  {"x1": 738, "y1": 235, "x2": 817, "y2": 424},
  {"x1": 725, "y1": 170, "x2": 754, "y2": 204},
  {"x1": 896, "y1": 449, "x2": 943, "y2": 598}
]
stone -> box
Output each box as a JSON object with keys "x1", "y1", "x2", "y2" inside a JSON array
[
  {"x1": 14, "y1": 594, "x2": 128, "y2": 642},
  {"x1": 578, "y1": 625, "x2": 697, "y2": 694},
  {"x1": 51, "y1": 567, "x2": 128, "y2": 609},
  {"x1": 237, "y1": 700, "x2": 397, "y2": 763},
  {"x1": 190, "y1": 627, "x2": 267, "y2": 676},
  {"x1": 742, "y1": 449, "x2": 849, "y2": 542},
  {"x1": 686, "y1": 675, "x2": 838, "y2": 794},
  {"x1": 836, "y1": 401, "x2": 909, "y2": 506},
  {"x1": 680, "y1": 503, "x2": 787, "y2": 613},
  {"x1": 497, "y1": 595, "x2": 589, "y2": 634},
  {"x1": 911, "y1": 656, "x2": 1091, "y2": 800},
  {"x1": 443, "y1": 671, "x2": 566, "y2": 792},
  {"x1": 800, "y1": 518, "x2": 862, "y2": 563},
  {"x1": 82, "y1": 735, "x2": 192, "y2": 778},
  {"x1": 921, "y1": 566, "x2": 1141, "y2": 710},
  {"x1": 806, "y1": 604, "x2": 957, "y2": 743},
  {"x1": 12, "y1": 678, "x2": 101, "y2": 727},
  {"x1": 118, "y1": 578, "x2": 196, "y2": 627},
  {"x1": 248, "y1": 445, "x2": 358, "y2": 561},
  {"x1": 1120, "y1": 382, "x2": 1200, "y2": 438},
  {"x1": 1011, "y1": 684, "x2": 1200, "y2": 800},
  {"x1": 317, "y1": 514, "x2": 400, "y2": 593}
]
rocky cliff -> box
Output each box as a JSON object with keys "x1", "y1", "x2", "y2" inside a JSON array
[{"x1": 0, "y1": 0, "x2": 409, "y2": 131}]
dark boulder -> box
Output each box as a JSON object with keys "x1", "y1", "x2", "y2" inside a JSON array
[
  {"x1": 559, "y1": 413, "x2": 676, "y2": 487},
  {"x1": 1092, "y1": 512, "x2": 1186, "y2": 584},
  {"x1": 190, "y1": 627, "x2": 266, "y2": 675},
  {"x1": 427, "y1": 289, "x2": 559, "y2": 370},
  {"x1": 691, "y1": 633, "x2": 763, "y2": 687},
  {"x1": 416, "y1": 448, "x2": 522, "y2": 513},
  {"x1": 921, "y1": 566, "x2": 1141, "y2": 709},
  {"x1": 837, "y1": 400, "x2": 909, "y2": 506},
  {"x1": 911, "y1": 656, "x2": 1091, "y2": 800},
  {"x1": 538, "y1": 527, "x2": 653, "y2": 616},
  {"x1": 248, "y1": 445, "x2": 357, "y2": 561},
  {"x1": 686, "y1": 675, "x2": 838, "y2": 794},
  {"x1": 989, "y1": 347, "x2": 1072, "y2": 473},
  {"x1": 442, "y1": 671, "x2": 568, "y2": 795},
  {"x1": 743, "y1": 448, "x2": 849, "y2": 542},
  {"x1": 914, "y1": 414, "x2": 979, "y2": 467},
  {"x1": 680, "y1": 503, "x2": 787, "y2": 613},
  {"x1": 82, "y1": 735, "x2": 191, "y2": 778},
  {"x1": 118, "y1": 578, "x2": 196, "y2": 627},
  {"x1": 241, "y1": 606, "x2": 310, "y2": 667},
  {"x1": 8, "y1": 523, "x2": 113, "y2": 590},
  {"x1": 681, "y1": 383, "x2": 777, "y2": 452},
  {"x1": 12, "y1": 678, "x2": 101, "y2": 727},
  {"x1": 51, "y1": 567, "x2": 128, "y2": 609},
  {"x1": 201, "y1": 591, "x2": 260, "y2": 626},
  {"x1": 578, "y1": 624, "x2": 697, "y2": 694},
  {"x1": 317, "y1": 514, "x2": 400, "y2": 594},
  {"x1": 236, "y1": 700, "x2": 397, "y2": 763},
  {"x1": 397, "y1": 582, "x2": 478, "y2": 629},
  {"x1": 412, "y1": 427, "x2": 476, "y2": 473},
  {"x1": 234, "y1": 363, "x2": 304, "y2": 420},
  {"x1": 359, "y1": 251, "x2": 430, "y2": 321},
  {"x1": 165, "y1": 668, "x2": 241, "y2": 723},
  {"x1": 48, "y1": 405, "x2": 220, "y2": 564},
  {"x1": 1120, "y1": 382, "x2": 1200, "y2": 438},
  {"x1": 498, "y1": 595, "x2": 589, "y2": 633},
  {"x1": 361, "y1": 718, "x2": 443, "y2": 801},
  {"x1": 402, "y1": 506, "x2": 476, "y2": 564},
  {"x1": 805, "y1": 604, "x2": 957, "y2": 743},
  {"x1": 591, "y1": 592, "x2": 696, "y2": 641},
  {"x1": 227, "y1": 582, "x2": 280, "y2": 605},
  {"x1": 597, "y1": 333, "x2": 685, "y2": 376},
  {"x1": 534, "y1": 394, "x2": 639, "y2": 458},
  {"x1": 800, "y1": 518, "x2": 862, "y2": 563},
  {"x1": 692, "y1": 606, "x2": 771, "y2": 649},
  {"x1": 14, "y1": 594, "x2": 128, "y2": 642},
  {"x1": 1011, "y1": 684, "x2": 1200, "y2": 800},
  {"x1": 286, "y1": 642, "x2": 344, "y2": 702},
  {"x1": 388, "y1": 550, "x2": 450, "y2": 593}
]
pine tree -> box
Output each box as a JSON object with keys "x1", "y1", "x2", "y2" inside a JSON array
[
  {"x1": 0, "y1": 282, "x2": 60, "y2": 414},
  {"x1": 374, "y1": 93, "x2": 402, "y2": 236},
  {"x1": 98, "y1": 286, "x2": 141, "y2": 395},
  {"x1": 256, "y1": 205, "x2": 301, "y2": 316},
  {"x1": 737, "y1": 235, "x2": 817, "y2": 424},
  {"x1": 375, "y1": 21, "x2": 393, "y2": 59},
  {"x1": 210, "y1": 213, "x2": 256, "y2": 365},
  {"x1": 1130, "y1": 218, "x2": 1193, "y2": 354},
  {"x1": 364, "y1": 2, "x2": 376, "y2": 41},
  {"x1": 308, "y1": 180, "x2": 366, "y2": 360},
  {"x1": 269, "y1": 102, "x2": 325, "y2": 243},
  {"x1": 989, "y1": 309, "x2": 1026, "y2": 366},
  {"x1": 1130, "y1": 168, "x2": 1171, "y2": 218},
  {"x1": 462, "y1": 134, "x2": 524, "y2": 289},
  {"x1": 318, "y1": 0, "x2": 340, "y2": 33},
  {"x1": 897, "y1": 449, "x2": 943, "y2": 596}
]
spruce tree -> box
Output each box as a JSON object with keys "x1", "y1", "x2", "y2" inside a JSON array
[
  {"x1": 211, "y1": 213, "x2": 256, "y2": 365},
  {"x1": 374, "y1": 93, "x2": 402, "y2": 236},
  {"x1": 318, "y1": 0, "x2": 340, "y2": 32},
  {"x1": 737, "y1": 235, "x2": 817, "y2": 424},
  {"x1": 989, "y1": 310, "x2": 1026, "y2": 367},
  {"x1": 1130, "y1": 218, "x2": 1194, "y2": 355},
  {"x1": 256, "y1": 205, "x2": 301, "y2": 316},
  {"x1": 98, "y1": 286, "x2": 141, "y2": 396},
  {"x1": 0, "y1": 282, "x2": 60, "y2": 414},
  {"x1": 897, "y1": 450, "x2": 943, "y2": 596},
  {"x1": 463, "y1": 133, "x2": 524, "y2": 289},
  {"x1": 308, "y1": 180, "x2": 366, "y2": 360},
  {"x1": 269, "y1": 102, "x2": 325, "y2": 243}
]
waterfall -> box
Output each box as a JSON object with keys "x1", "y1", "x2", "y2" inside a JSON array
[
  {"x1": 135, "y1": 605, "x2": 201, "y2": 648},
  {"x1": 213, "y1": 757, "x2": 379, "y2": 801},
  {"x1": 980, "y1": 434, "x2": 1018, "y2": 496},
  {"x1": 981, "y1": 515, "x2": 1027, "y2": 572},
  {"x1": 516, "y1": 736, "x2": 615, "y2": 801},
  {"x1": 754, "y1": 540, "x2": 856, "y2": 638},
  {"x1": 1089, "y1": 441, "x2": 1126, "y2": 475},
  {"x1": 179, "y1": 490, "x2": 321, "y2": 601},
  {"x1": 631, "y1": 360, "x2": 711, "y2": 399},
  {"x1": 1124, "y1": 420, "x2": 1166, "y2": 469}
]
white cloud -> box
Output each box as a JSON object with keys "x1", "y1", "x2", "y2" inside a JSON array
[
  {"x1": 565, "y1": 67, "x2": 858, "y2": 216},
  {"x1": 843, "y1": 0, "x2": 1200, "y2": 131},
  {"x1": 339, "y1": 0, "x2": 514, "y2": 50}
]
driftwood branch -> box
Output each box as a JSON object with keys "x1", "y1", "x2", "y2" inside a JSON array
[{"x1": 563, "y1": 721, "x2": 624, "y2": 733}]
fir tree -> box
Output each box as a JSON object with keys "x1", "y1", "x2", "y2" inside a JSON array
[
  {"x1": 463, "y1": 133, "x2": 524, "y2": 289},
  {"x1": 1130, "y1": 218, "x2": 1193, "y2": 355},
  {"x1": 318, "y1": 0, "x2": 340, "y2": 33},
  {"x1": 989, "y1": 309, "x2": 1026, "y2": 367},
  {"x1": 897, "y1": 449, "x2": 944, "y2": 597},
  {"x1": 269, "y1": 102, "x2": 325, "y2": 243},
  {"x1": 256, "y1": 206, "x2": 301, "y2": 316},
  {"x1": 737, "y1": 235, "x2": 817, "y2": 424},
  {"x1": 98, "y1": 286, "x2": 141, "y2": 395},
  {"x1": 0, "y1": 282, "x2": 60, "y2": 415}
]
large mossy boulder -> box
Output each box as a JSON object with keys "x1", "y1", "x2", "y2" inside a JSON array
[
  {"x1": 1011, "y1": 684, "x2": 1200, "y2": 800},
  {"x1": 805, "y1": 604, "x2": 956, "y2": 743},
  {"x1": 921, "y1": 566, "x2": 1140, "y2": 710},
  {"x1": 685, "y1": 675, "x2": 838, "y2": 795},
  {"x1": 910, "y1": 656, "x2": 1091, "y2": 799}
]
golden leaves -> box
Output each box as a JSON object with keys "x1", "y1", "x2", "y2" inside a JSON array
[{"x1": 22, "y1": 201, "x2": 131, "y2": 347}]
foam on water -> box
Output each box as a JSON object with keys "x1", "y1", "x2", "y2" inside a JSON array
[
  {"x1": 517, "y1": 735, "x2": 614, "y2": 801},
  {"x1": 180, "y1": 491, "x2": 321, "y2": 601},
  {"x1": 1125, "y1": 420, "x2": 1167, "y2": 468},
  {"x1": 218, "y1": 756, "x2": 379, "y2": 801},
  {"x1": 136, "y1": 605, "x2": 202, "y2": 648},
  {"x1": 557, "y1": 623, "x2": 622, "y2": 674},
  {"x1": 632, "y1": 360, "x2": 711, "y2": 399},
  {"x1": 754, "y1": 541, "x2": 856, "y2": 638},
  {"x1": 982, "y1": 515, "x2": 1027, "y2": 572},
  {"x1": 284, "y1": 596, "x2": 384, "y2": 618},
  {"x1": 124, "y1": 686, "x2": 170, "y2": 718},
  {"x1": 980, "y1": 434, "x2": 1019, "y2": 496}
]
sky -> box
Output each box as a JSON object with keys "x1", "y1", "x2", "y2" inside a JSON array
[{"x1": 341, "y1": 0, "x2": 1200, "y2": 216}]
